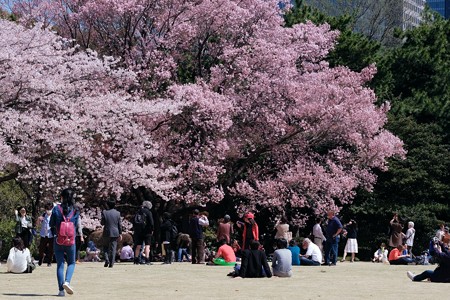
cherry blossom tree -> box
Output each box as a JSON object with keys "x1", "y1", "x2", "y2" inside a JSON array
[
  {"x1": 0, "y1": 19, "x2": 181, "y2": 210},
  {"x1": 1, "y1": 0, "x2": 405, "y2": 223}
]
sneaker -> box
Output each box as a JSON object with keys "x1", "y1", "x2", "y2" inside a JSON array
[
  {"x1": 407, "y1": 271, "x2": 415, "y2": 281},
  {"x1": 62, "y1": 282, "x2": 74, "y2": 295},
  {"x1": 57, "y1": 290, "x2": 65, "y2": 297}
]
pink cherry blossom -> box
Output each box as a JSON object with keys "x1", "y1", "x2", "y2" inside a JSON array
[{"x1": 1, "y1": 0, "x2": 405, "y2": 224}]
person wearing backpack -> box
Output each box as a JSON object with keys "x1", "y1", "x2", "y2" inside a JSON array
[
  {"x1": 132, "y1": 201, "x2": 154, "y2": 265},
  {"x1": 160, "y1": 212, "x2": 177, "y2": 264},
  {"x1": 49, "y1": 188, "x2": 80, "y2": 297}
]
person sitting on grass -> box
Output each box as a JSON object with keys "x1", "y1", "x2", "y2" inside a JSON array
[
  {"x1": 213, "y1": 239, "x2": 236, "y2": 265},
  {"x1": 120, "y1": 242, "x2": 134, "y2": 262},
  {"x1": 232, "y1": 239, "x2": 242, "y2": 259},
  {"x1": 389, "y1": 244, "x2": 413, "y2": 265},
  {"x1": 287, "y1": 239, "x2": 300, "y2": 266},
  {"x1": 373, "y1": 243, "x2": 388, "y2": 263},
  {"x1": 7, "y1": 237, "x2": 34, "y2": 273},
  {"x1": 299, "y1": 238, "x2": 322, "y2": 266},
  {"x1": 407, "y1": 240, "x2": 450, "y2": 282},
  {"x1": 233, "y1": 240, "x2": 272, "y2": 278},
  {"x1": 272, "y1": 238, "x2": 292, "y2": 277},
  {"x1": 85, "y1": 241, "x2": 101, "y2": 262},
  {"x1": 177, "y1": 233, "x2": 191, "y2": 262}
]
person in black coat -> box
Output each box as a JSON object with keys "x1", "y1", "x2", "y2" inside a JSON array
[
  {"x1": 160, "y1": 212, "x2": 176, "y2": 264},
  {"x1": 235, "y1": 240, "x2": 272, "y2": 278},
  {"x1": 101, "y1": 197, "x2": 122, "y2": 268},
  {"x1": 407, "y1": 240, "x2": 450, "y2": 282}
]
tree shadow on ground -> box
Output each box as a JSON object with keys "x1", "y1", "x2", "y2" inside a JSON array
[{"x1": 2, "y1": 293, "x2": 56, "y2": 297}]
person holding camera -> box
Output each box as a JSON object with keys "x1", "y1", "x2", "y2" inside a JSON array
[
  {"x1": 14, "y1": 206, "x2": 33, "y2": 248},
  {"x1": 407, "y1": 239, "x2": 450, "y2": 282},
  {"x1": 389, "y1": 213, "x2": 404, "y2": 248},
  {"x1": 236, "y1": 212, "x2": 259, "y2": 250},
  {"x1": 341, "y1": 219, "x2": 358, "y2": 263}
]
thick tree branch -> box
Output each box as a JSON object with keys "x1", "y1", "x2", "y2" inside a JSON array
[{"x1": 0, "y1": 170, "x2": 19, "y2": 183}]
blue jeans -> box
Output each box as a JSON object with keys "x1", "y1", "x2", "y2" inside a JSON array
[
  {"x1": 178, "y1": 248, "x2": 189, "y2": 262},
  {"x1": 299, "y1": 257, "x2": 320, "y2": 266},
  {"x1": 390, "y1": 257, "x2": 414, "y2": 265},
  {"x1": 324, "y1": 236, "x2": 339, "y2": 265},
  {"x1": 413, "y1": 270, "x2": 433, "y2": 281},
  {"x1": 54, "y1": 241, "x2": 76, "y2": 291}
]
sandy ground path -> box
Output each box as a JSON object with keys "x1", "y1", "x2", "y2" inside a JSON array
[{"x1": 0, "y1": 261, "x2": 447, "y2": 299}]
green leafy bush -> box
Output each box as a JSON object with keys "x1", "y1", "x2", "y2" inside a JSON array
[{"x1": 0, "y1": 219, "x2": 15, "y2": 259}]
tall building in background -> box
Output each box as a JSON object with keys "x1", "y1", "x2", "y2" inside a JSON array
[
  {"x1": 427, "y1": 0, "x2": 450, "y2": 18},
  {"x1": 403, "y1": 0, "x2": 426, "y2": 30},
  {"x1": 304, "y1": 0, "x2": 426, "y2": 45}
]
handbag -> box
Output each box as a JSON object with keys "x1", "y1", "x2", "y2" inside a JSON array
[{"x1": 26, "y1": 261, "x2": 36, "y2": 273}]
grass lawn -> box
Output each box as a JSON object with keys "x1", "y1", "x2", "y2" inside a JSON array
[{"x1": 0, "y1": 261, "x2": 447, "y2": 299}]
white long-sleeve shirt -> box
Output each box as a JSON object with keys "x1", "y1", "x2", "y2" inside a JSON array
[
  {"x1": 312, "y1": 223, "x2": 326, "y2": 241},
  {"x1": 405, "y1": 228, "x2": 415, "y2": 247},
  {"x1": 198, "y1": 216, "x2": 209, "y2": 226},
  {"x1": 7, "y1": 247, "x2": 31, "y2": 273}
]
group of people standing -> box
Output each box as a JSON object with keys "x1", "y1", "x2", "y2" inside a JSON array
[
  {"x1": 309, "y1": 210, "x2": 358, "y2": 266},
  {"x1": 7, "y1": 197, "x2": 450, "y2": 296}
]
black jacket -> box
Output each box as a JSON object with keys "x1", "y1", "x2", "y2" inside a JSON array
[
  {"x1": 239, "y1": 249, "x2": 272, "y2": 278},
  {"x1": 431, "y1": 247, "x2": 450, "y2": 282},
  {"x1": 160, "y1": 219, "x2": 175, "y2": 243},
  {"x1": 134, "y1": 207, "x2": 154, "y2": 234}
]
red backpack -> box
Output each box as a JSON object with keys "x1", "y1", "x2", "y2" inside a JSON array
[{"x1": 56, "y1": 205, "x2": 76, "y2": 246}]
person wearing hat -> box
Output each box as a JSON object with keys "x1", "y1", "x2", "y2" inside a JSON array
[
  {"x1": 237, "y1": 212, "x2": 259, "y2": 250},
  {"x1": 217, "y1": 214, "x2": 233, "y2": 244}
]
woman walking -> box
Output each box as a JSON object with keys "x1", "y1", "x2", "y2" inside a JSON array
[{"x1": 50, "y1": 188, "x2": 80, "y2": 297}]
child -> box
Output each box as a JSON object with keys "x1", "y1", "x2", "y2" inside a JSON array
[
  {"x1": 85, "y1": 241, "x2": 101, "y2": 262},
  {"x1": 120, "y1": 242, "x2": 134, "y2": 262},
  {"x1": 373, "y1": 242, "x2": 388, "y2": 263},
  {"x1": 177, "y1": 233, "x2": 191, "y2": 262}
]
